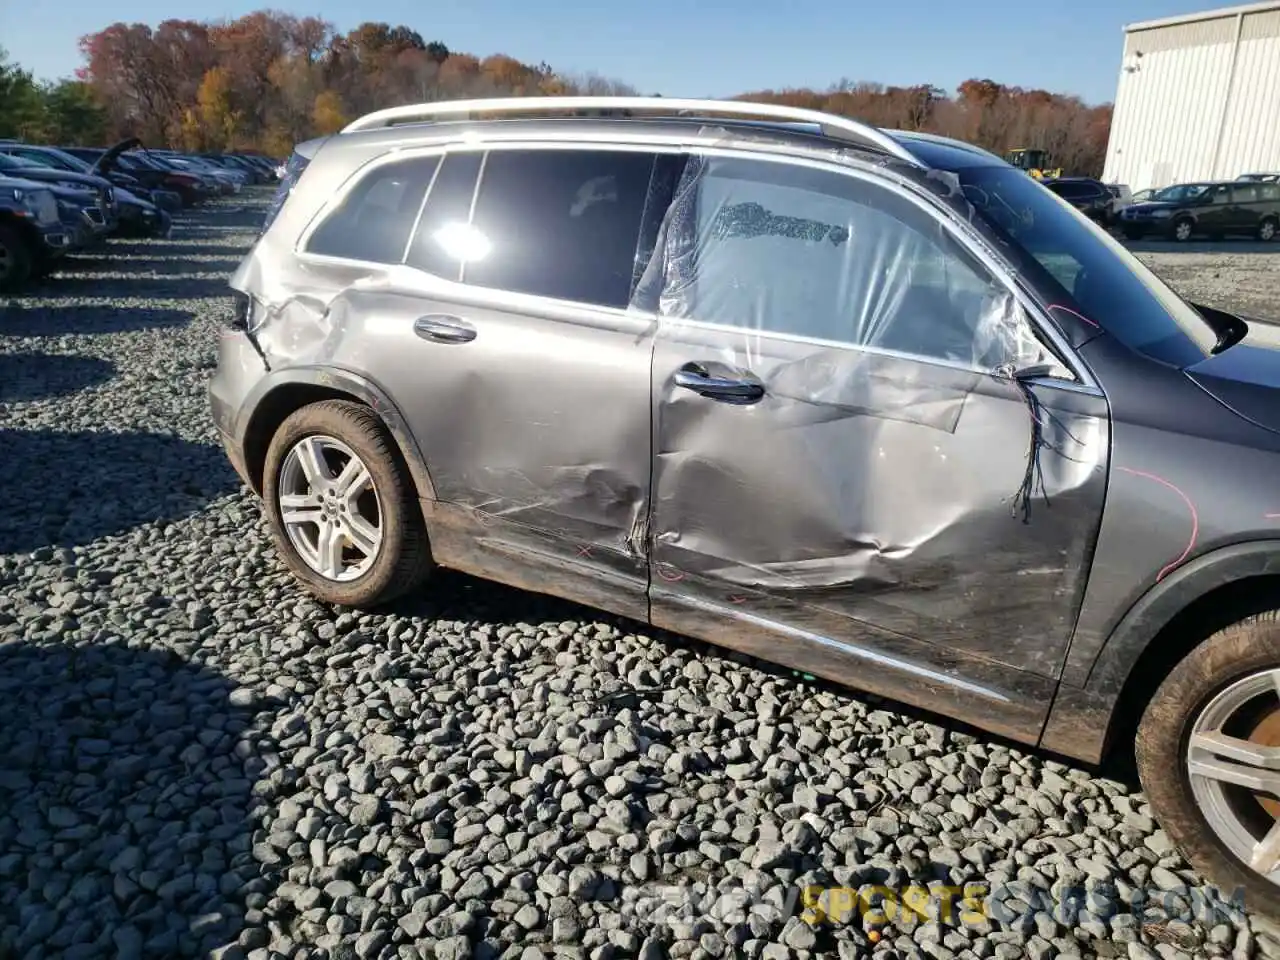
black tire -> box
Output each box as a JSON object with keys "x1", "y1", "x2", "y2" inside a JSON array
[
  {"x1": 262, "y1": 399, "x2": 433, "y2": 607},
  {"x1": 1171, "y1": 217, "x2": 1195, "y2": 242},
  {"x1": 0, "y1": 223, "x2": 34, "y2": 292},
  {"x1": 1260, "y1": 217, "x2": 1278, "y2": 243},
  {"x1": 1136, "y1": 612, "x2": 1280, "y2": 920},
  {"x1": 1123, "y1": 228, "x2": 1145, "y2": 241}
]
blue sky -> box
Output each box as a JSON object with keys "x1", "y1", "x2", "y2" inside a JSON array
[{"x1": 2, "y1": 0, "x2": 1228, "y2": 104}]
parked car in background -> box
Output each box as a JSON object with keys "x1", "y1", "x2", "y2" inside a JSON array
[
  {"x1": 0, "y1": 174, "x2": 69, "y2": 290},
  {"x1": 1041, "y1": 176, "x2": 1115, "y2": 223},
  {"x1": 1105, "y1": 183, "x2": 1133, "y2": 215},
  {"x1": 0, "y1": 154, "x2": 116, "y2": 241},
  {"x1": 71, "y1": 146, "x2": 213, "y2": 207},
  {"x1": 211, "y1": 95, "x2": 1280, "y2": 916},
  {"x1": 151, "y1": 151, "x2": 247, "y2": 194},
  {"x1": 1237, "y1": 172, "x2": 1280, "y2": 183},
  {"x1": 0, "y1": 142, "x2": 182, "y2": 217},
  {"x1": 1120, "y1": 180, "x2": 1280, "y2": 241},
  {"x1": 112, "y1": 186, "x2": 172, "y2": 238},
  {"x1": 201, "y1": 153, "x2": 273, "y2": 185},
  {"x1": 1129, "y1": 187, "x2": 1157, "y2": 205}
]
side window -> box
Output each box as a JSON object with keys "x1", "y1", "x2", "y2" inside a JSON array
[
  {"x1": 1261, "y1": 184, "x2": 1280, "y2": 201},
  {"x1": 1210, "y1": 185, "x2": 1233, "y2": 205},
  {"x1": 404, "y1": 150, "x2": 483, "y2": 281},
  {"x1": 463, "y1": 148, "x2": 658, "y2": 308},
  {"x1": 658, "y1": 155, "x2": 1049, "y2": 369},
  {"x1": 1233, "y1": 183, "x2": 1259, "y2": 203},
  {"x1": 306, "y1": 156, "x2": 441, "y2": 264}
]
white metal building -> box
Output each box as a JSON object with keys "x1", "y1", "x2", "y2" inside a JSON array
[{"x1": 1102, "y1": 1, "x2": 1280, "y2": 191}]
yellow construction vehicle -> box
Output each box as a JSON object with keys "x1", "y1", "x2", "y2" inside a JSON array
[{"x1": 1004, "y1": 148, "x2": 1063, "y2": 180}]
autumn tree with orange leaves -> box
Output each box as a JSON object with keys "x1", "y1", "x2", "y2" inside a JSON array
[{"x1": 52, "y1": 11, "x2": 1114, "y2": 174}]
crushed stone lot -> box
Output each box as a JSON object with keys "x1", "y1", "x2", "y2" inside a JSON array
[{"x1": 3, "y1": 193, "x2": 1280, "y2": 960}]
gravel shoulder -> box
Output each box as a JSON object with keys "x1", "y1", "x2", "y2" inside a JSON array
[{"x1": 3, "y1": 196, "x2": 1280, "y2": 960}]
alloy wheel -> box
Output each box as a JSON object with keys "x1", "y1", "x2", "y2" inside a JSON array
[
  {"x1": 1187, "y1": 669, "x2": 1280, "y2": 886},
  {"x1": 277, "y1": 434, "x2": 383, "y2": 582},
  {"x1": 1262, "y1": 221, "x2": 1277, "y2": 242},
  {"x1": 1175, "y1": 220, "x2": 1193, "y2": 241}
]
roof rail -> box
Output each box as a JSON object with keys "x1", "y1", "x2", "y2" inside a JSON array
[{"x1": 340, "y1": 96, "x2": 924, "y2": 167}]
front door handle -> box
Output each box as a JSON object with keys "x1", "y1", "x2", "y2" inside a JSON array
[
  {"x1": 413, "y1": 314, "x2": 476, "y2": 344},
  {"x1": 673, "y1": 362, "x2": 765, "y2": 404}
]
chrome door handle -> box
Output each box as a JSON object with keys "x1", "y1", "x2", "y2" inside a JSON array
[
  {"x1": 673, "y1": 362, "x2": 765, "y2": 403},
  {"x1": 413, "y1": 314, "x2": 476, "y2": 343}
]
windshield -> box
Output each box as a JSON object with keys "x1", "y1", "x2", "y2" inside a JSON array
[
  {"x1": 133, "y1": 153, "x2": 175, "y2": 171},
  {"x1": 1153, "y1": 183, "x2": 1210, "y2": 202},
  {"x1": 39, "y1": 149, "x2": 93, "y2": 173},
  {"x1": 956, "y1": 165, "x2": 1217, "y2": 367}
]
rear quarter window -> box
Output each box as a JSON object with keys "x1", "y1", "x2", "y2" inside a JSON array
[
  {"x1": 305, "y1": 155, "x2": 441, "y2": 263},
  {"x1": 461, "y1": 148, "x2": 658, "y2": 308}
]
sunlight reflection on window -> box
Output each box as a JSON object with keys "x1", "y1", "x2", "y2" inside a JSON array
[{"x1": 433, "y1": 222, "x2": 491, "y2": 262}]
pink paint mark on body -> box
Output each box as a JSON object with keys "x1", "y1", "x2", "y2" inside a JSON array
[
  {"x1": 1047, "y1": 303, "x2": 1100, "y2": 328},
  {"x1": 1118, "y1": 466, "x2": 1199, "y2": 581}
]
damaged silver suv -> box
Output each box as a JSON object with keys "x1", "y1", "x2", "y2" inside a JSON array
[{"x1": 214, "y1": 96, "x2": 1280, "y2": 914}]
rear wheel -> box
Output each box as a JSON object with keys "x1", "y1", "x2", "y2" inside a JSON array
[
  {"x1": 0, "y1": 223, "x2": 34, "y2": 292},
  {"x1": 1260, "y1": 217, "x2": 1277, "y2": 242},
  {"x1": 262, "y1": 400, "x2": 433, "y2": 607},
  {"x1": 1137, "y1": 613, "x2": 1280, "y2": 919}
]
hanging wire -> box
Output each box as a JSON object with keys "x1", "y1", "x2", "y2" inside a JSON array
[{"x1": 995, "y1": 364, "x2": 1090, "y2": 523}]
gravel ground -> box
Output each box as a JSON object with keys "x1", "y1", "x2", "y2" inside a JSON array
[{"x1": 3, "y1": 194, "x2": 1280, "y2": 960}]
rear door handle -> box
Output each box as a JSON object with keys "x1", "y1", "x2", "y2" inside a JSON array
[
  {"x1": 673, "y1": 362, "x2": 765, "y2": 404},
  {"x1": 413, "y1": 314, "x2": 476, "y2": 344}
]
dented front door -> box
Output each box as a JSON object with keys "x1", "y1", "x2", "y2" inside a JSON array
[{"x1": 643, "y1": 154, "x2": 1110, "y2": 697}]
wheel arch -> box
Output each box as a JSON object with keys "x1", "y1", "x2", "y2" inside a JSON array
[
  {"x1": 1041, "y1": 540, "x2": 1280, "y2": 764},
  {"x1": 239, "y1": 366, "x2": 437, "y2": 504},
  {"x1": 0, "y1": 210, "x2": 43, "y2": 249}
]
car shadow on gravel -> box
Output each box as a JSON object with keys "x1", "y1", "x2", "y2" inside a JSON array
[
  {"x1": 389, "y1": 571, "x2": 1147, "y2": 789},
  {"x1": 0, "y1": 430, "x2": 240, "y2": 556},
  {"x1": 0, "y1": 305, "x2": 195, "y2": 337},
  {"x1": 0, "y1": 639, "x2": 276, "y2": 958},
  {"x1": 0, "y1": 353, "x2": 116, "y2": 404}
]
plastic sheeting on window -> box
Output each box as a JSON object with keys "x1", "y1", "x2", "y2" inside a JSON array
[{"x1": 634, "y1": 153, "x2": 1056, "y2": 378}]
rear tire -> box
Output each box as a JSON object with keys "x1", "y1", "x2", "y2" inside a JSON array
[
  {"x1": 1137, "y1": 612, "x2": 1280, "y2": 920},
  {"x1": 1260, "y1": 217, "x2": 1278, "y2": 242},
  {"x1": 262, "y1": 399, "x2": 433, "y2": 608},
  {"x1": 0, "y1": 224, "x2": 34, "y2": 292}
]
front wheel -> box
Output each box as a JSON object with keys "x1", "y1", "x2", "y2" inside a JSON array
[
  {"x1": 1137, "y1": 613, "x2": 1280, "y2": 919},
  {"x1": 1172, "y1": 218, "x2": 1195, "y2": 242},
  {"x1": 262, "y1": 399, "x2": 433, "y2": 607}
]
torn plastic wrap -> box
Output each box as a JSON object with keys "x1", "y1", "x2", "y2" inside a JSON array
[{"x1": 640, "y1": 153, "x2": 1110, "y2": 677}]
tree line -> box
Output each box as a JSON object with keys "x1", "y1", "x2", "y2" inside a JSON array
[{"x1": 0, "y1": 12, "x2": 1113, "y2": 176}]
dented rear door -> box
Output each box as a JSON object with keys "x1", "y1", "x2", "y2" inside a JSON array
[
  {"x1": 642, "y1": 153, "x2": 1110, "y2": 703},
  {"x1": 373, "y1": 145, "x2": 673, "y2": 622}
]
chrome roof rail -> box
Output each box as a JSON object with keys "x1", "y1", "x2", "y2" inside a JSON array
[{"x1": 340, "y1": 96, "x2": 924, "y2": 167}]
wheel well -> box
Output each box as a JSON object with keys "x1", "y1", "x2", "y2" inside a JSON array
[
  {"x1": 1103, "y1": 574, "x2": 1280, "y2": 761},
  {"x1": 0, "y1": 211, "x2": 41, "y2": 247},
  {"x1": 241, "y1": 384, "x2": 363, "y2": 493}
]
